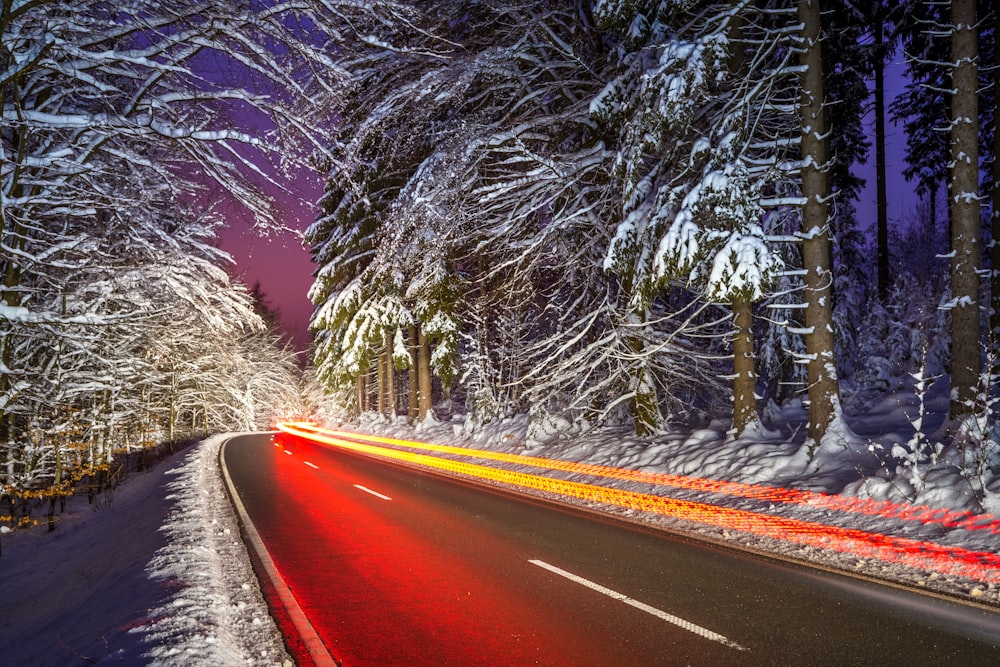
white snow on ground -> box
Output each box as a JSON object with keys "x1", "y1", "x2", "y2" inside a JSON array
[
  {"x1": 0, "y1": 435, "x2": 290, "y2": 666},
  {"x1": 140, "y1": 435, "x2": 291, "y2": 666}
]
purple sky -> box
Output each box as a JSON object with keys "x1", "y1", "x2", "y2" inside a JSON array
[{"x1": 217, "y1": 172, "x2": 322, "y2": 352}]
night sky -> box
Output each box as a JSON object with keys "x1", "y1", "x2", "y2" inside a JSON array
[{"x1": 217, "y1": 171, "x2": 322, "y2": 352}]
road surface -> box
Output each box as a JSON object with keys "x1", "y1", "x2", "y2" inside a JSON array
[{"x1": 221, "y1": 432, "x2": 1000, "y2": 666}]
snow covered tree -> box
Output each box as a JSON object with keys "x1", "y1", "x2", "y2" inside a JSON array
[
  {"x1": 592, "y1": 1, "x2": 814, "y2": 436},
  {"x1": 308, "y1": 2, "x2": 656, "y2": 432},
  {"x1": 0, "y1": 0, "x2": 415, "y2": 516}
]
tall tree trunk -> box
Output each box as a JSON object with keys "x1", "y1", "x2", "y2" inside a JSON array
[
  {"x1": 356, "y1": 373, "x2": 366, "y2": 415},
  {"x1": 874, "y1": 18, "x2": 890, "y2": 300},
  {"x1": 731, "y1": 298, "x2": 758, "y2": 436},
  {"x1": 928, "y1": 181, "x2": 938, "y2": 233},
  {"x1": 417, "y1": 324, "x2": 433, "y2": 420},
  {"x1": 727, "y1": 4, "x2": 760, "y2": 438},
  {"x1": 168, "y1": 372, "x2": 177, "y2": 443},
  {"x1": 407, "y1": 325, "x2": 419, "y2": 424},
  {"x1": 947, "y1": 0, "x2": 981, "y2": 418},
  {"x1": 991, "y1": 6, "x2": 1000, "y2": 342},
  {"x1": 797, "y1": 0, "x2": 841, "y2": 443},
  {"x1": 384, "y1": 329, "x2": 395, "y2": 420},
  {"x1": 626, "y1": 311, "x2": 661, "y2": 437},
  {"x1": 376, "y1": 342, "x2": 387, "y2": 417}
]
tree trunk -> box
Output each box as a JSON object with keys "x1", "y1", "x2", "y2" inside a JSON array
[
  {"x1": 928, "y1": 181, "x2": 938, "y2": 233},
  {"x1": 797, "y1": 0, "x2": 841, "y2": 443},
  {"x1": 376, "y1": 341, "x2": 386, "y2": 417},
  {"x1": 407, "y1": 325, "x2": 419, "y2": 424},
  {"x1": 948, "y1": 0, "x2": 981, "y2": 418},
  {"x1": 355, "y1": 373, "x2": 364, "y2": 415},
  {"x1": 874, "y1": 18, "x2": 890, "y2": 300},
  {"x1": 991, "y1": 6, "x2": 1000, "y2": 341},
  {"x1": 732, "y1": 298, "x2": 758, "y2": 436},
  {"x1": 727, "y1": 1, "x2": 760, "y2": 438},
  {"x1": 626, "y1": 312, "x2": 661, "y2": 437},
  {"x1": 417, "y1": 324, "x2": 433, "y2": 420},
  {"x1": 384, "y1": 329, "x2": 395, "y2": 420}
]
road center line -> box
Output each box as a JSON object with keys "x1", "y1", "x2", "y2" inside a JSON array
[
  {"x1": 353, "y1": 484, "x2": 392, "y2": 501},
  {"x1": 284, "y1": 450, "x2": 293, "y2": 455},
  {"x1": 304, "y1": 461, "x2": 319, "y2": 469},
  {"x1": 529, "y1": 559, "x2": 747, "y2": 652}
]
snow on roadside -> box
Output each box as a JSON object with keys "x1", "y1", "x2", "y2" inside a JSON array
[{"x1": 139, "y1": 434, "x2": 292, "y2": 666}]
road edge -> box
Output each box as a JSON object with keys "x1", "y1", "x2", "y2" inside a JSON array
[{"x1": 219, "y1": 435, "x2": 340, "y2": 667}]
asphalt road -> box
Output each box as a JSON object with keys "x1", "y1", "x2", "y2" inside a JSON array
[{"x1": 221, "y1": 432, "x2": 1000, "y2": 666}]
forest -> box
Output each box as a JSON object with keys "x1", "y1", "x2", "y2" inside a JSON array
[
  {"x1": 2, "y1": 1, "x2": 998, "y2": 528},
  {"x1": 309, "y1": 1, "x2": 996, "y2": 456}
]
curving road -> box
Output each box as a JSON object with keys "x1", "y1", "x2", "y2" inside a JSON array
[{"x1": 221, "y1": 432, "x2": 1000, "y2": 666}]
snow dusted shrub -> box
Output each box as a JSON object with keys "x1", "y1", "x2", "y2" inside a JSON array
[
  {"x1": 872, "y1": 352, "x2": 944, "y2": 500},
  {"x1": 944, "y1": 346, "x2": 1000, "y2": 511},
  {"x1": 865, "y1": 342, "x2": 999, "y2": 511},
  {"x1": 847, "y1": 256, "x2": 949, "y2": 411}
]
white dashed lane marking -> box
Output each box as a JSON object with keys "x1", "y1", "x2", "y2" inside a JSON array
[
  {"x1": 353, "y1": 484, "x2": 392, "y2": 501},
  {"x1": 529, "y1": 559, "x2": 747, "y2": 652}
]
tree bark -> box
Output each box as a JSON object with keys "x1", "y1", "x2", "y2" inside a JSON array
[
  {"x1": 991, "y1": 6, "x2": 1000, "y2": 342},
  {"x1": 356, "y1": 372, "x2": 366, "y2": 415},
  {"x1": 376, "y1": 341, "x2": 386, "y2": 416},
  {"x1": 797, "y1": 0, "x2": 841, "y2": 442},
  {"x1": 947, "y1": 0, "x2": 981, "y2": 417},
  {"x1": 384, "y1": 329, "x2": 395, "y2": 420},
  {"x1": 727, "y1": 5, "x2": 760, "y2": 438},
  {"x1": 626, "y1": 312, "x2": 661, "y2": 437},
  {"x1": 874, "y1": 17, "x2": 890, "y2": 300},
  {"x1": 417, "y1": 324, "x2": 433, "y2": 420},
  {"x1": 407, "y1": 325, "x2": 419, "y2": 424},
  {"x1": 731, "y1": 298, "x2": 758, "y2": 436}
]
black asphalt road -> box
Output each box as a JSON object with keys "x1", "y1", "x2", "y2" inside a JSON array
[{"x1": 222, "y1": 432, "x2": 1000, "y2": 666}]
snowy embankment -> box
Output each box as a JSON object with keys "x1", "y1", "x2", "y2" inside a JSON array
[
  {"x1": 339, "y1": 384, "x2": 1000, "y2": 607},
  {"x1": 0, "y1": 435, "x2": 290, "y2": 666}
]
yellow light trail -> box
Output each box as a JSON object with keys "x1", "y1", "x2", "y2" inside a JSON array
[
  {"x1": 276, "y1": 421, "x2": 1000, "y2": 585},
  {"x1": 278, "y1": 422, "x2": 1000, "y2": 533}
]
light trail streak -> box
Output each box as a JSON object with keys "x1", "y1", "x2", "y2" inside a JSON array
[
  {"x1": 278, "y1": 422, "x2": 1000, "y2": 534},
  {"x1": 276, "y1": 422, "x2": 1000, "y2": 584}
]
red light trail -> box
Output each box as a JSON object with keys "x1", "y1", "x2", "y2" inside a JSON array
[{"x1": 276, "y1": 421, "x2": 1000, "y2": 585}]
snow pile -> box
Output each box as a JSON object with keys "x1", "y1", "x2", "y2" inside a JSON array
[{"x1": 139, "y1": 435, "x2": 292, "y2": 666}]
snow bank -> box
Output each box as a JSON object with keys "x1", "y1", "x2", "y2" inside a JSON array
[
  {"x1": 139, "y1": 435, "x2": 292, "y2": 666},
  {"x1": 0, "y1": 435, "x2": 290, "y2": 666}
]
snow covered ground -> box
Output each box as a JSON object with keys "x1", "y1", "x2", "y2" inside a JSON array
[
  {"x1": 1, "y1": 379, "x2": 997, "y2": 665},
  {"x1": 0, "y1": 435, "x2": 290, "y2": 667}
]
